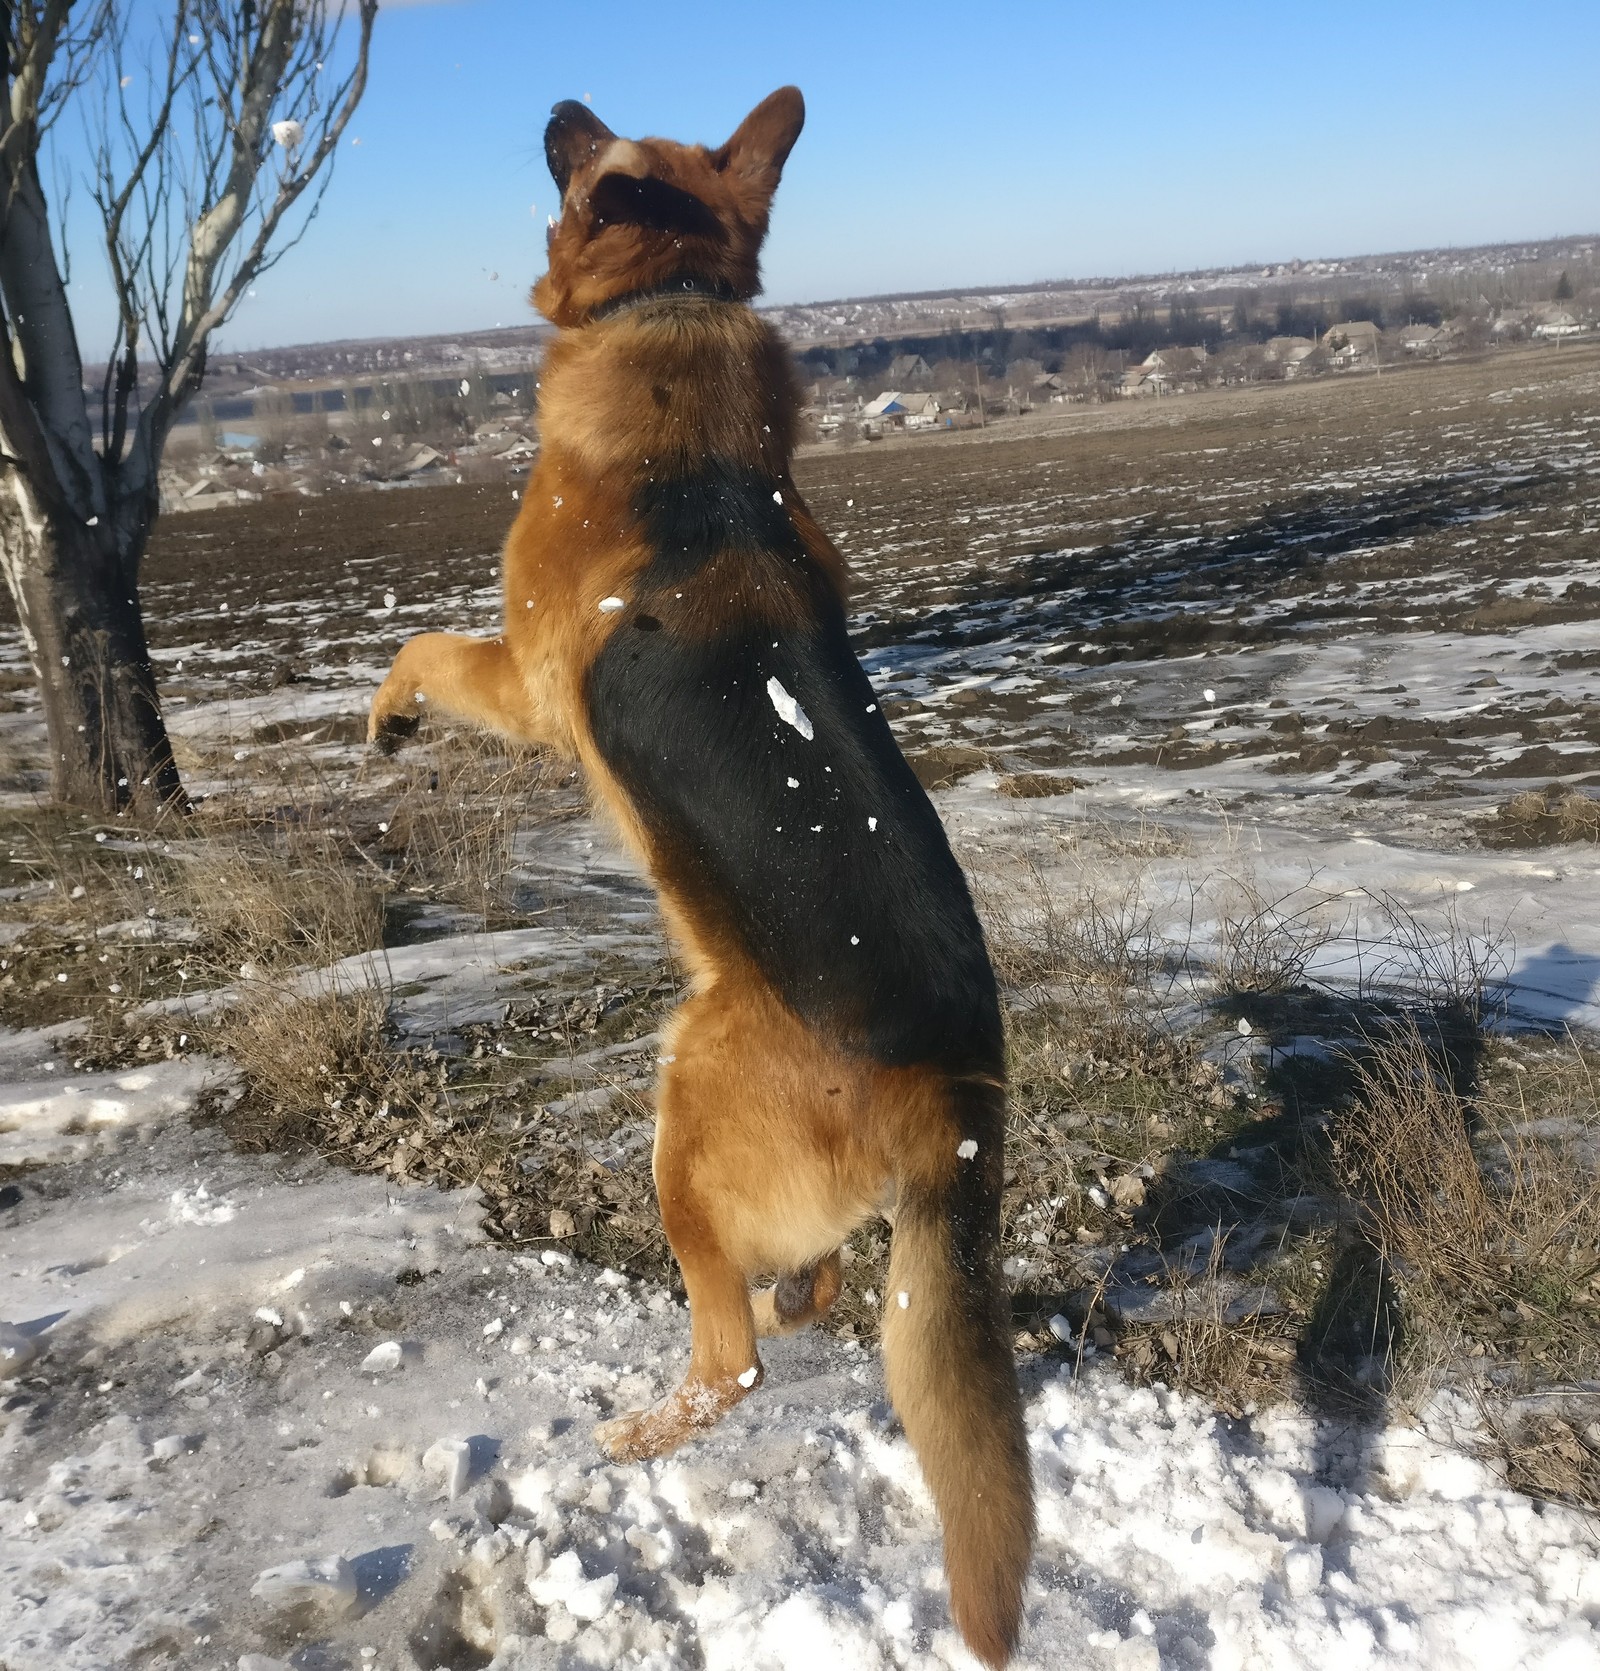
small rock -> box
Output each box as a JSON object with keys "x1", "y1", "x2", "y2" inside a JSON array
[
  {"x1": 423, "y1": 1436, "x2": 473, "y2": 1498},
  {"x1": 1047, "y1": 1314, "x2": 1075, "y2": 1345},
  {"x1": 0, "y1": 1320, "x2": 40, "y2": 1379},
  {"x1": 250, "y1": 1554, "x2": 357, "y2": 1614},
  {"x1": 548, "y1": 1209, "x2": 577, "y2": 1238},
  {"x1": 149, "y1": 1434, "x2": 187, "y2": 1463}
]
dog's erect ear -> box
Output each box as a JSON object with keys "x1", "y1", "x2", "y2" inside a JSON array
[
  {"x1": 713, "y1": 86, "x2": 805, "y2": 196},
  {"x1": 546, "y1": 101, "x2": 617, "y2": 199}
]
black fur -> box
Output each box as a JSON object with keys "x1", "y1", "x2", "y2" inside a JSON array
[{"x1": 586, "y1": 465, "x2": 1001, "y2": 1074}]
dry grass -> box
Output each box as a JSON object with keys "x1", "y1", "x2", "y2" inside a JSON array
[
  {"x1": 1113, "y1": 1236, "x2": 1300, "y2": 1417},
  {"x1": 1332, "y1": 1022, "x2": 1600, "y2": 1499},
  {"x1": 1486, "y1": 786, "x2": 1600, "y2": 848},
  {"x1": 1209, "y1": 876, "x2": 1337, "y2": 998}
]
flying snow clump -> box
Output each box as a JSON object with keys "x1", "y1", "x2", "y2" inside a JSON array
[{"x1": 766, "y1": 677, "x2": 813, "y2": 740}]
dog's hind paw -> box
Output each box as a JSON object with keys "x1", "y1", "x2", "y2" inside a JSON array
[
  {"x1": 594, "y1": 1371, "x2": 760, "y2": 1461},
  {"x1": 594, "y1": 1409, "x2": 674, "y2": 1463}
]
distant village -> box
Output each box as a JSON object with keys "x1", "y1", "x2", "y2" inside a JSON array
[{"x1": 155, "y1": 235, "x2": 1596, "y2": 511}]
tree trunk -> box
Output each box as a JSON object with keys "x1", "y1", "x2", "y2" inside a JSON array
[{"x1": 0, "y1": 472, "x2": 183, "y2": 813}]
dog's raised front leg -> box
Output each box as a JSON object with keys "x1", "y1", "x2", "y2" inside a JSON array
[{"x1": 369, "y1": 632, "x2": 544, "y2": 752}]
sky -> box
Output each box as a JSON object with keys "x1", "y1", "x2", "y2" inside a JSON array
[{"x1": 46, "y1": 0, "x2": 1600, "y2": 353}]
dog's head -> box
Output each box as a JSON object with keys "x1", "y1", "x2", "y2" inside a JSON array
[{"x1": 532, "y1": 87, "x2": 804, "y2": 328}]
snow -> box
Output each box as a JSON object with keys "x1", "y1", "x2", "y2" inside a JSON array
[
  {"x1": 0, "y1": 1055, "x2": 231, "y2": 1167},
  {"x1": 957, "y1": 1138, "x2": 979, "y2": 1160},
  {"x1": 3, "y1": 1052, "x2": 1600, "y2": 1668},
  {"x1": 598, "y1": 596, "x2": 626, "y2": 613},
  {"x1": 766, "y1": 676, "x2": 814, "y2": 740}
]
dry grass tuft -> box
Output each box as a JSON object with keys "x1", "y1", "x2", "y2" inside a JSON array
[{"x1": 1486, "y1": 785, "x2": 1600, "y2": 848}]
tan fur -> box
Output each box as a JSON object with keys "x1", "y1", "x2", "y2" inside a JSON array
[{"x1": 369, "y1": 88, "x2": 1034, "y2": 1666}]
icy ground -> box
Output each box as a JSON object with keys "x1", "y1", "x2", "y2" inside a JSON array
[{"x1": 5, "y1": 1021, "x2": 1600, "y2": 1671}]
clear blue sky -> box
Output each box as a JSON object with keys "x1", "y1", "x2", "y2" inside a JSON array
[{"x1": 54, "y1": 0, "x2": 1600, "y2": 352}]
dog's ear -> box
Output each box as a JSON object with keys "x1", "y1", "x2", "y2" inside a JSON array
[
  {"x1": 546, "y1": 100, "x2": 616, "y2": 200},
  {"x1": 713, "y1": 86, "x2": 805, "y2": 197}
]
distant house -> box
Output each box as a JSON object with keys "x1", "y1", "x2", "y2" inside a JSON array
[
  {"x1": 1533, "y1": 310, "x2": 1583, "y2": 339},
  {"x1": 863, "y1": 389, "x2": 942, "y2": 428},
  {"x1": 886, "y1": 353, "x2": 932, "y2": 385},
  {"x1": 1118, "y1": 366, "x2": 1155, "y2": 397},
  {"x1": 1325, "y1": 320, "x2": 1380, "y2": 367},
  {"x1": 1142, "y1": 346, "x2": 1207, "y2": 379},
  {"x1": 1399, "y1": 323, "x2": 1441, "y2": 354},
  {"x1": 1264, "y1": 334, "x2": 1317, "y2": 377}
]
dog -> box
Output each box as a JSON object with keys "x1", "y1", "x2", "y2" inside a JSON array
[{"x1": 368, "y1": 87, "x2": 1034, "y2": 1666}]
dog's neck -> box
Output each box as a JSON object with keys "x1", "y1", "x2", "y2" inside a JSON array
[{"x1": 588, "y1": 273, "x2": 742, "y2": 324}]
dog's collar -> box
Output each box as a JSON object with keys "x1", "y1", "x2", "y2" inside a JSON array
[{"x1": 589, "y1": 274, "x2": 741, "y2": 323}]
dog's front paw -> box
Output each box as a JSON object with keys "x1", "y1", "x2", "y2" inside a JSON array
[{"x1": 369, "y1": 709, "x2": 420, "y2": 755}]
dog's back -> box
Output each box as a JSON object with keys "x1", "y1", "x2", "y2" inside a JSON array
[{"x1": 369, "y1": 88, "x2": 1035, "y2": 1667}]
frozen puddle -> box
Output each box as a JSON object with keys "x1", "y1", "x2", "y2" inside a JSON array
[{"x1": 4, "y1": 1132, "x2": 1600, "y2": 1668}]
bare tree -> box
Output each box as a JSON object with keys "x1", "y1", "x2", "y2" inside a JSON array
[{"x1": 0, "y1": 0, "x2": 376, "y2": 811}]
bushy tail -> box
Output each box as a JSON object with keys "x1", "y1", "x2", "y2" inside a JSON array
[{"x1": 882, "y1": 1077, "x2": 1034, "y2": 1668}]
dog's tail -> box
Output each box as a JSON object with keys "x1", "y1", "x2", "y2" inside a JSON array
[{"x1": 882, "y1": 1074, "x2": 1034, "y2": 1669}]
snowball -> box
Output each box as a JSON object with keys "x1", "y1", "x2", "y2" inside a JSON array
[
  {"x1": 1111, "y1": 693, "x2": 1123, "y2": 706},
  {"x1": 1237, "y1": 1018, "x2": 1253, "y2": 1036},
  {"x1": 383, "y1": 591, "x2": 396, "y2": 610},
  {"x1": 423, "y1": 1436, "x2": 473, "y2": 1499},
  {"x1": 270, "y1": 119, "x2": 304, "y2": 150},
  {"x1": 957, "y1": 1139, "x2": 978, "y2": 1160},
  {"x1": 738, "y1": 1365, "x2": 759, "y2": 1388},
  {"x1": 850, "y1": 935, "x2": 859, "y2": 946},
  {"x1": 766, "y1": 677, "x2": 814, "y2": 740},
  {"x1": 0, "y1": 1320, "x2": 40, "y2": 1378},
  {"x1": 786, "y1": 776, "x2": 799, "y2": 788},
  {"x1": 150, "y1": 1434, "x2": 186, "y2": 1462},
  {"x1": 254, "y1": 1307, "x2": 284, "y2": 1328},
  {"x1": 360, "y1": 1340, "x2": 403, "y2": 1374},
  {"x1": 867, "y1": 816, "x2": 878, "y2": 832},
  {"x1": 897, "y1": 1291, "x2": 910, "y2": 1309},
  {"x1": 597, "y1": 596, "x2": 625, "y2": 613},
  {"x1": 460, "y1": 379, "x2": 471, "y2": 397},
  {"x1": 772, "y1": 489, "x2": 784, "y2": 505},
  {"x1": 250, "y1": 1554, "x2": 356, "y2": 1613},
  {"x1": 1204, "y1": 688, "x2": 1216, "y2": 703}
]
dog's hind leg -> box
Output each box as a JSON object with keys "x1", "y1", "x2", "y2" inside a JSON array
[
  {"x1": 752, "y1": 1251, "x2": 844, "y2": 1337},
  {"x1": 595, "y1": 1061, "x2": 764, "y2": 1463},
  {"x1": 369, "y1": 632, "x2": 543, "y2": 751}
]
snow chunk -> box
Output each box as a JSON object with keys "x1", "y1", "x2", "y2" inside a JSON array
[
  {"x1": 597, "y1": 596, "x2": 625, "y2": 613},
  {"x1": 167, "y1": 1183, "x2": 236, "y2": 1226},
  {"x1": 269, "y1": 119, "x2": 303, "y2": 150},
  {"x1": 528, "y1": 1548, "x2": 617, "y2": 1621},
  {"x1": 249, "y1": 1554, "x2": 356, "y2": 1614},
  {"x1": 360, "y1": 1340, "x2": 403, "y2": 1374},
  {"x1": 897, "y1": 1290, "x2": 910, "y2": 1309},
  {"x1": 867, "y1": 816, "x2": 878, "y2": 832},
  {"x1": 423, "y1": 1436, "x2": 473, "y2": 1498},
  {"x1": 957, "y1": 1139, "x2": 978, "y2": 1160},
  {"x1": 1237, "y1": 1017, "x2": 1253, "y2": 1036},
  {"x1": 772, "y1": 489, "x2": 784, "y2": 505},
  {"x1": 766, "y1": 677, "x2": 813, "y2": 740},
  {"x1": 738, "y1": 1365, "x2": 759, "y2": 1388}
]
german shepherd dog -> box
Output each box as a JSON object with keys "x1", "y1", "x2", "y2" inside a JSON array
[{"x1": 369, "y1": 88, "x2": 1034, "y2": 1666}]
